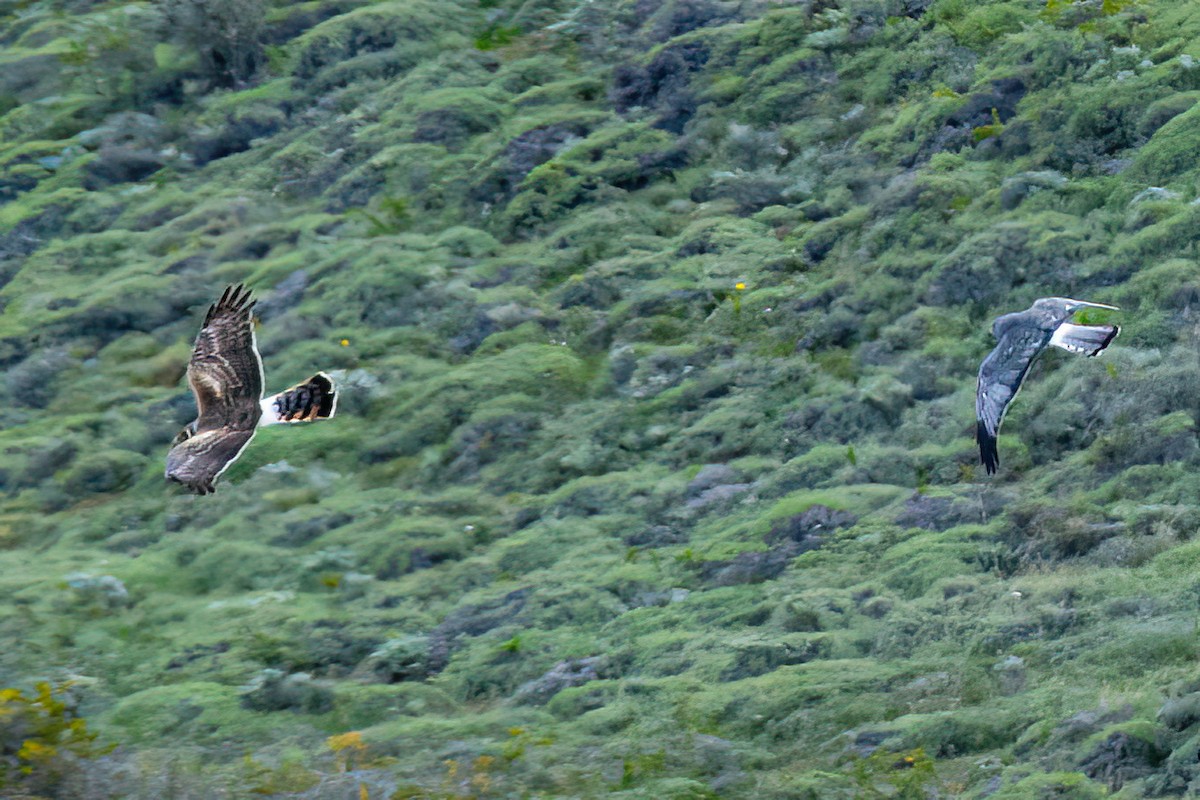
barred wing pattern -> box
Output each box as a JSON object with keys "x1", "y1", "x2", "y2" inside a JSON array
[
  {"x1": 165, "y1": 428, "x2": 256, "y2": 495},
  {"x1": 188, "y1": 284, "x2": 263, "y2": 430},
  {"x1": 165, "y1": 285, "x2": 264, "y2": 494}
]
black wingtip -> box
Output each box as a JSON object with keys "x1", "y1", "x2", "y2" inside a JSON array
[
  {"x1": 977, "y1": 420, "x2": 999, "y2": 476},
  {"x1": 311, "y1": 372, "x2": 337, "y2": 418},
  {"x1": 205, "y1": 284, "x2": 256, "y2": 324},
  {"x1": 1092, "y1": 324, "x2": 1119, "y2": 356}
]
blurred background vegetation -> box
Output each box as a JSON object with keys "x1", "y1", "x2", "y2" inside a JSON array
[{"x1": 1, "y1": 0, "x2": 1199, "y2": 796}]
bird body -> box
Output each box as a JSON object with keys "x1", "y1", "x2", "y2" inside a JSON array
[
  {"x1": 976, "y1": 297, "x2": 1119, "y2": 475},
  {"x1": 165, "y1": 285, "x2": 337, "y2": 493}
]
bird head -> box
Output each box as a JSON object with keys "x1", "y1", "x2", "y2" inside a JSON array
[{"x1": 171, "y1": 421, "x2": 198, "y2": 447}]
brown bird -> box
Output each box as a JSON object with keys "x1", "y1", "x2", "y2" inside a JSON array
[{"x1": 165, "y1": 284, "x2": 337, "y2": 494}]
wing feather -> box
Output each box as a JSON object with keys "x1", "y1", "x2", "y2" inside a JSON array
[
  {"x1": 1049, "y1": 322, "x2": 1119, "y2": 356},
  {"x1": 165, "y1": 428, "x2": 256, "y2": 494},
  {"x1": 186, "y1": 284, "x2": 263, "y2": 432},
  {"x1": 976, "y1": 326, "x2": 1052, "y2": 475}
]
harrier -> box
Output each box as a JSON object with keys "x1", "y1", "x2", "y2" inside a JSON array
[
  {"x1": 977, "y1": 297, "x2": 1119, "y2": 475},
  {"x1": 165, "y1": 284, "x2": 337, "y2": 493}
]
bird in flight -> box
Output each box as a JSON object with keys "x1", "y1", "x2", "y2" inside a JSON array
[
  {"x1": 165, "y1": 284, "x2": 337, "y2": 493},
  {"x1": 976, "y1": 297, "x2": 1119, "y2": 475}
]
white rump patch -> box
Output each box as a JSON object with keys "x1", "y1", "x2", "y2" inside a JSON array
[{"x1": 259, "y1": 395, "x2": 284, "y2": 426}]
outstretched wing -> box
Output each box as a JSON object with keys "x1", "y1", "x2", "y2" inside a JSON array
[
  {"x1": 1049, "y1": 322, "x2": 1119, "y2": 356},
  {"x1": 165, "y1": 428, "x2": 256, "y2": 494},
  {"x1": 976, "y1": 325, "x2": 1052, "y2": 475},
  {"x1": 188, "y1": 284, "x2": 263, "y2": 432},
  {"x1": 260, "y1": 372, "x2": 339, "y2": 424}
]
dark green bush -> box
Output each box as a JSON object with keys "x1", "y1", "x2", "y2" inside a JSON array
[
  {"x1": 59, "y1": 449, "x2": 145, "y2": 497},
  {"x1": 163, "y1": 0, "x2": 266, "y2": 87},
  {"x1": 291, "y1": 2, "x2": 450, "y2": 82},
  {"x1": 239, "y1": 669, "x2": 334, "y2": 713}
]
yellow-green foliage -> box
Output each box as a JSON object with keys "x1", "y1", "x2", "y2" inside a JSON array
[
  {"x1": 3, "y1": 0, "x2": 1200, "y2": 796},
  {"x1": 0, "y1": 683, "x2": 108, "y2": 791},
  {"x1": 290, "y1": 1, "x2": 459, "y2": 80},
  {"x1": 1132, "y1": 102, "x2": 1200, "y2": 183},
  {"x1": 847, "y1": 747, "x2": 938, "y2": 799}
]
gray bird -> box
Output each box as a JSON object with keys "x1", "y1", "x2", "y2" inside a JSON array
[{"x1": 976, "y1": 297, "x2": 1119, "y2": 475}]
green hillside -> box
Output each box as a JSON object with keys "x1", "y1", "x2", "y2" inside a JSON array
[{"x1": 2, "y1": 0, "x2": 1200, "y2": 796}]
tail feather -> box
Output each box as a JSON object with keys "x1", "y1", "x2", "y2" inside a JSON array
[
  {"x1": 1049, "y1": 323, "x2": 1119, "y2": 357},
  {"x1": 260, "y1": 373, "x2": 338, "y2": 425}
]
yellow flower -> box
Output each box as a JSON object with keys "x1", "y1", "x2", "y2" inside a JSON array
[
  {"x1": 18, "y1": 740, "x2": 56, "y2": 760},
  {"x1": 340, "y1": 338, "x2": 350, "y2": 347},
  {"x1": 327, "y1": 731, "x2": 365, "y2": 753},
  {"x1": 734, "y1": 282, "x2": 746, "y2": 290}
]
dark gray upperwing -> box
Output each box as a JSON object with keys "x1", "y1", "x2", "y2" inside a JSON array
[
  {"x1": 165, "y1": 427, "x2": 257, "y2": 494},
  {"x1": 187, "y1": 284, "x2": 263, "y2": 432},
  {"x1": 976, "y1": 324, "x2": 1052, "y2": 475}
]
